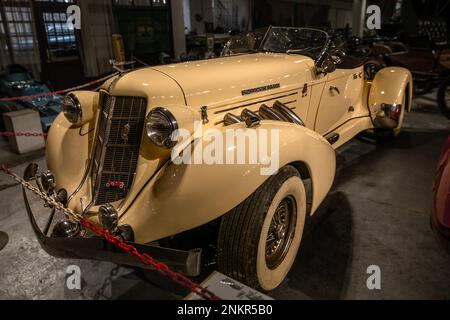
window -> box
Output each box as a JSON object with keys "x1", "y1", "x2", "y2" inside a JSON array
[
  {"x1": 113, "y1": 0, "x2": 167, "y2": 7},
  {"x1": 34, "y1": 0, "x2": 75, "y2": 3},
  {"x1": 0, "y1": 2, "x2": 40, "y2": 76},
  {"x1": 4, "y1": 6, "x2": 35, "y2": 50},
  {"x1": 43, "y1": 11, "x2": 77, "y2": 59}
]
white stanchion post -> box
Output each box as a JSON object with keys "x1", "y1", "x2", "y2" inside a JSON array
[{"x1": 185, "y1": 271, "x2": 273, "y2": 300}]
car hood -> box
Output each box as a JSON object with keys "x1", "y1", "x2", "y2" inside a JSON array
[{"x1": 152, "y1": 53, "x2": 313, "y2": 109}]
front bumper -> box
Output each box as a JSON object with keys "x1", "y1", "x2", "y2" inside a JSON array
[{"x1": 23, "y1": 186, "x2": 202, "y2": 276}]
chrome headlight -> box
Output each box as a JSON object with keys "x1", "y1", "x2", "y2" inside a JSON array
[
  {"x1": 62, "y1": 93, "x2": 82, "y2": 125},
  {"x1": 99, "y1": 204, "x2": 118, "y2": 231},
  {"x1": 40, "y1": 170, "x2": 55, "y2": 194},
  {"x1": 145, "y1": 107, "x2": 178, "y2": 148}
]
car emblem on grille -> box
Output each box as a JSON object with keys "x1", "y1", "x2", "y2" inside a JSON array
[
  {"x1": 121, "y1": 123, "x2": 130, "y2": 144},
  {"x1": 106, "y1": 181, "x2": 125, "y2": 189}
]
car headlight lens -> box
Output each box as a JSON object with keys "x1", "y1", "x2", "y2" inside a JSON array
[
  {"x1": 62, "y1": 93, "x2": 82, "y2": 125},
  {"x1": 99, "y1": 204, "x2": 118, "y2": 231},
  {"x1": 40, "y1": 170, "x2": 55, "y2": 194},
  {"x1": 145, "y1": 107, "x2": 178, "y2": 148}
]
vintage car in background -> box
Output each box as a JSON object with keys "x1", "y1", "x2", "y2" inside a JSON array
[
  {"x1": 438, "y1": 75, "x2": 450, "y2": 119},
  {"x1": 361, "y1": 16, "x2": 450, "y2": 119},
  {"x1": 431, "y1": 136, "x2": 450, "y2": 253},
  {"x1": 369, "y1": 41, "x2": 449, "y2": 87},
  {"x1": 0, "y1": 64, "x2": 62, "y2": 131},
  {"x1": 23, "y1": 26, "x2": 412, "y2": 292},
  {"x1": 368, "y1": 39, "x2": 450, "y2": 118}
]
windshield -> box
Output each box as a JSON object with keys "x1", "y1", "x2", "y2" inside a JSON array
[
  {"x1": 222, "y1": 26, "x2": 329, "y2": 60},
  {"x1": 221, "y1": 27, "x2": 268, "y2": 56},
  {"x1": 262, "y1": 27, "x2": 328, "y2": 58}
]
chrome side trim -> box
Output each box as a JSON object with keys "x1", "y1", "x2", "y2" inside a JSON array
[
  {"x1": 214, "y1": 92, "x2": 298, "y2": 115},
  {"x1": 241, "y1": 83, "x2": 280, "y2": 96}
]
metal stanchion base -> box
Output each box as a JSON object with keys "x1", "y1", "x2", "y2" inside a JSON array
[
  {"x1": 185, "y1": 271, "x2": 273, "y2": 300},
  {"x1": 0, "y1": 231, "x2": 8, "y2": 251}
]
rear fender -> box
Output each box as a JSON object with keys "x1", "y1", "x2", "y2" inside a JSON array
[
  {"x1": 369, "y1": 66, "x2": 413, "y2": 112},
  {"x1": 119, "y1": 121, "x2": 336, "y2": 243}
]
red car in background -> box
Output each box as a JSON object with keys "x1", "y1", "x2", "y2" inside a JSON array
[{"x1": 431, "y1": 136, "x2": 450, "y2": 252}]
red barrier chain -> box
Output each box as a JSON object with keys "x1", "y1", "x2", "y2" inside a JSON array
[
  {"x1": 0, "y1": 164, "x2": 11, "y2": 175},
  {"x1": 0, "y1": 131, "x2": 47, "y2": 137},
  {"x1": 0, "y1": 163, "x2": 221, "y2": 301}
]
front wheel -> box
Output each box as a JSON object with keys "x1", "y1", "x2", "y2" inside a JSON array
[
  {"x1": 438, "y1": 75, "x2": 450, "y2": 120},
  {"x1": 217, "y1": 165, "x2": 307, "y2": 291}
]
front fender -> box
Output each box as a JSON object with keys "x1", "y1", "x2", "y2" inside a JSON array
[
  {"x1": 46, "y1": 112, "x2": 94, "y2": 197},
  {"x1": 369, "y1": 66, "x2": 413, "y2": 112},
  {"x1": 119, "y1": 121, "x2": 336, "y2": 243}
]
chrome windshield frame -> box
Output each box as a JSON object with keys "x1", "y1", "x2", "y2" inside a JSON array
[{"x1": 222, "y1": 26, "x2": 332, "y2": 65}]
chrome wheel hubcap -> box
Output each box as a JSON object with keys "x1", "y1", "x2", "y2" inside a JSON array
[{"x1": 265, "y1": 196, "x2": 297, "y2": 270}]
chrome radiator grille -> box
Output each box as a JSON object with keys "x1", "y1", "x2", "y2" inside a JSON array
[{"x1": 92, "y1": 93, "x2": 147, "y2": 205}]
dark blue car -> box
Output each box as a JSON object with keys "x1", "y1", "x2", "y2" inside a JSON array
[{"x1": 0, "y1": 64, "x2": 62, "y2": 132}]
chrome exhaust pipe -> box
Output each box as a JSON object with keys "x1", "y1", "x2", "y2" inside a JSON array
[
  {"x1": 223, "y1": 113, "x2": 242, "y2": 126},
  {"x1": 241, "y1": 109, "x2": 261, "y2": 128},
  {"x1": 259, "y1": 104, "x2": 285, "y2": 121},
  {"x1": 272, "y1": 100, "x2": 305, "y2": 126}
]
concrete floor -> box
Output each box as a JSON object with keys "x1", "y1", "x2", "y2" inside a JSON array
[{"x1": 0, "y1": 91, "x2": 449, "y2": 300}]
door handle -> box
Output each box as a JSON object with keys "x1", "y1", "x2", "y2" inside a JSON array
[{"x1": 329, "y1": 86, "x2": 340, "y2": 95}]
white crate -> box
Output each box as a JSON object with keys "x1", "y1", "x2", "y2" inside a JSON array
[{"x1": 3, "y1": 109, "x2": 45, "y2": 154}]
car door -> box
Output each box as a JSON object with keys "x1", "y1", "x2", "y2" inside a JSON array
[{"x1": 314, "y1": 68, "x2": 363, "y2": 135}]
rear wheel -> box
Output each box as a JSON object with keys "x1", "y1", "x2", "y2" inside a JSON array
[
  {"x1": 217, "y1": 165, "x2": 307, "y2": 291},
  {"x1": 437, "y1": 75, "x2": 450, "y2": 120},
  {"x1": 413, "y1": 73, "x2": 434, "y2": 96}
]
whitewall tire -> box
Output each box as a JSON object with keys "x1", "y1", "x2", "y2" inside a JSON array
[{"x1": 217, "y1": 165, "x2": 307, "y2": 291}]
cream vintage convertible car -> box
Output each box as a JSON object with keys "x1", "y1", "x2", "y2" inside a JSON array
[{"x1": 23, "y1": 27, "x2": 412, "y2": 292}]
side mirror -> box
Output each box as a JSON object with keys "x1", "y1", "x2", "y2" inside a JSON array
[
  {"x1": 331, "y1": 49, "x2": 345, "y2": 65},
  {"x1": 321, "y1": 59, "x2": 336, "y2": 74}
]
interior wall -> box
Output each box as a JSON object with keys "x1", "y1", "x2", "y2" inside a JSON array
[
  {"x1": 171, "y1": 0, "x2": 187, "y2": 57},
  {"x1": 213, "y1": 0, "x2": 251, "y2": 32},
  {"x1": 189, "y1": 0, "x2": 213, "y2": 34},
  {"x1": 0, "y1": 0, "x2": 41, "y2": 78},
  {"x1": 328, "y1": 0, "x2": 354, "y2": 29},
  {"x1": 183, "y1": 0, "x2": 191, "y2": 32},
  {"x1": 79, "y1": 0, "x2": 114, "y2": 77},
  {"x1": 253, "y1": 0, "x2": 353, "y2": 29}
]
